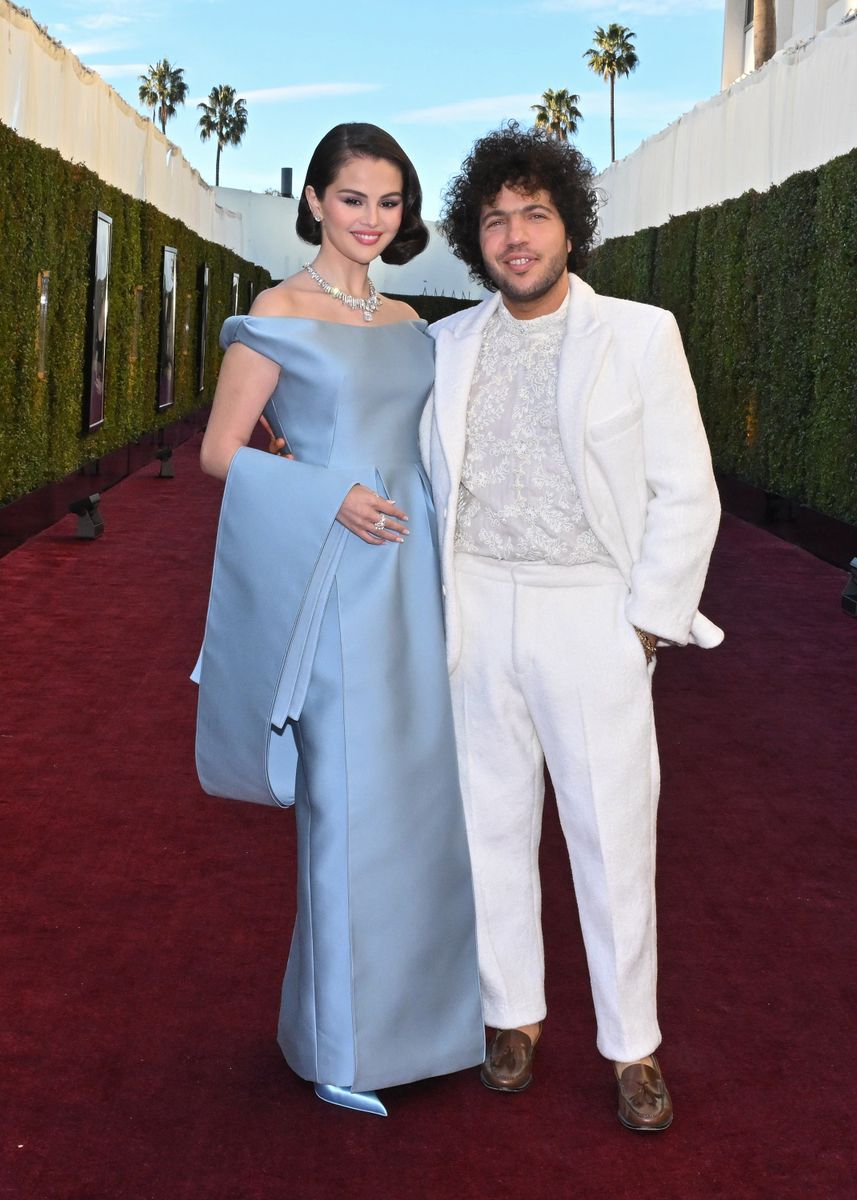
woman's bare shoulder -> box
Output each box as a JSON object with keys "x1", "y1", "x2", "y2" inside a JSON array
[{"x1": 249, "y1": 277, "x2": 316, "y2": 318}]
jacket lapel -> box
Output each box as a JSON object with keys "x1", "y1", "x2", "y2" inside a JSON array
[
  {"x1": 433, "y1": 293, "x2": 502, "y2": 489},
  {"x1": 557, "y1": 276, "x2": 613, "y2": 509}
]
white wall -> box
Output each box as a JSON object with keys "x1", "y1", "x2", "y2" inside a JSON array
[
  {"x1": 213, "y1": 190, "x2": 299, "y2": 281},
  {"x1": 597, "y1": 16, "x2": 857, "y2": 242},
  {"x1": 0, "y1": 1, "x2": 243, "y2": 252},
  {"x1": 215, "y1": 187, "x2": 487, "y2": 299}
]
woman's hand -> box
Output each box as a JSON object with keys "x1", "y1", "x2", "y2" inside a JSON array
[{"x1": 337, "y1": 485, "x2": 410, "y2": 545}]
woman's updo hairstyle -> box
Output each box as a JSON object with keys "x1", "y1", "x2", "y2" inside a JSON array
[{"x1": 296, "y1": 123, "x2": 429, "y2": 265}]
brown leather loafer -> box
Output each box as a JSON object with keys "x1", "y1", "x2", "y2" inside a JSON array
[
  {"x1": 615, "y1": 1055, "x2": 673, "y2": 1131},
  {"x1": 480, "y1": 1024, "x2": 542, "y2": 1093}
]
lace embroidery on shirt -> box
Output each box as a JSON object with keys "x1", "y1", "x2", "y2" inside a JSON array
[{"x1": 456, "y1": 297, "x2": 610, "y2": 565}]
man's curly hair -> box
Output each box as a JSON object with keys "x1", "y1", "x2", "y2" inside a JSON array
[{"x1": 440, "y1": 122, "x2": 599, "y2": 290}]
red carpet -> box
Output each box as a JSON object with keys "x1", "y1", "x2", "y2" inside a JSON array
[{"x1": 2, "y1": 437, "x2": 855, "y2": 1199}]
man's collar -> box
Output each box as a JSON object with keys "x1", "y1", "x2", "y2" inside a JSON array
[
  {"x1": 448, "y1": 290, "x2": 503, "y2": 339},
  {"x1": 449, "y1": 274, "x2": 601, "y2": 340}
]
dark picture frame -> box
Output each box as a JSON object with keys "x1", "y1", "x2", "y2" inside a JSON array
[
  {"x1": 197, "y1": 264, "x2": 210, "y2": 393},
  {"x1": 83, "y1": 211, "x2": 112, "y2": 432},
  {"x1": 157, "y1": 246, "x2": 178, "y2": 411},
  {"x1": 36, "y1": 270, "x2": 50, "y2": 381}
]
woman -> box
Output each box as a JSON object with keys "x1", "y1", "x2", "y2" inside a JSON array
[{"x1": 195, "y1": 124, "x2": 484, "y2": 1116}]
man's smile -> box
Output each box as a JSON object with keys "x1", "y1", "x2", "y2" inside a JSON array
[{"x1": 502, "y1": 254, "x2": 538, "y2": 272}]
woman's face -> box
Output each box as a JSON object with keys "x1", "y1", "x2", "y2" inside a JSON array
[{"x1": 307, "y1": 155, "x2": 404, "y2": 264}]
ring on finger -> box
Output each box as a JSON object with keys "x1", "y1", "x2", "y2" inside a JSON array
[{"x1": 373, "y1": 514, "x2": 387, "y2": 532}]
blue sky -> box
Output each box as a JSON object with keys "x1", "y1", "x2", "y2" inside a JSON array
[{"x1": 30, "y1": 0, "x2": 725, "y2": 218}]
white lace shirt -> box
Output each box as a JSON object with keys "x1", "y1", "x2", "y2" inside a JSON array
[{"x1": 455, "y1": 294, "x2": 611, "y2": 565}]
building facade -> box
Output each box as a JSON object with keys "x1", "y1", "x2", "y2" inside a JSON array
[{"x1": 722, "y1": 0, "x2": 855, "y2": 86}]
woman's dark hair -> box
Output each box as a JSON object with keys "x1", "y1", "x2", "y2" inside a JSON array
[
  {"x1": 296, "y1": 123, "x2": 429, "y2": 265},
  {"x1": 439, "y1": 121, "x2": 599, "y2": 289}
]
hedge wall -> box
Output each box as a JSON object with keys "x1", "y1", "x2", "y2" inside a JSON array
[
  {"x1": 0, "y1": 120, "x2": 271, "y2": 504},
  {"x1": 389, "y1": 293, "x2": 479, "y2": 323},
  {"x1": 585, "y1": 147, "x2": 857, "y2": 525}
]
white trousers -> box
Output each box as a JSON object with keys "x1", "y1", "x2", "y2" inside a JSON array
[{"x1": 450, "y1": 553, "x2": 661, "y2": 1062}]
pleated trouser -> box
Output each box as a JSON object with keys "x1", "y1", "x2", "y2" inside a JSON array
[{"x1": 450, "y1": 553, "x2": 661, "y2": 1062}]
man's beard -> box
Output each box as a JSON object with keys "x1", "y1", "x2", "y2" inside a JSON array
[{"x1": 485, "y1": 247, "x2": 569, "y2": 303}]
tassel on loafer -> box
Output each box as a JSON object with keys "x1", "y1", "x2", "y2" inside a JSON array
[
  {"x1": 615, "y1": 1055, "x2": 673, "y2": 1132},
  {"x1": 480, "y1": 1023, "x2": 542, "y2": 1093}
]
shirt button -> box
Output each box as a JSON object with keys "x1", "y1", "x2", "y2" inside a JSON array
[
  {"x1": 442, "y1": 585, "x2": 447, "y2": 597},
  {"x1": 443, "y1": 507, "x2": 448, "y2": 518}
]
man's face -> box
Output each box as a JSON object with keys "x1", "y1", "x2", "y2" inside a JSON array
[{"x1": 478, "y1": 185, "x2": 571, "y2": 310}]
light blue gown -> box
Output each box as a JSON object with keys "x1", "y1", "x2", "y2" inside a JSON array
[{"x1": 194, "y1": 316, "x2": 484, "y2": 1093}]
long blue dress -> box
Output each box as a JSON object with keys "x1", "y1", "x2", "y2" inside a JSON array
[{"x1": 194, "y1": 316, "x2": 484, "y2": 1093}]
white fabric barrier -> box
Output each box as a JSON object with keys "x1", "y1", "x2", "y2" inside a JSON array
[
  {"x1": 0, "y1": 3, "x2": 483, "y2": 295},
  {"x1": 0, "y1": 1, "x2": 243, "y2": 254},
  {"x1": 213, "y1": 188, "x2": 487, "y2": 297},
  {"x1": 596, "y1": 16, "x2": 857, "y2": 241}
]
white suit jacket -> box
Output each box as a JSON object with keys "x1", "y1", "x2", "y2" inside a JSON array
[{"x1": 419, "y1": 274, "x2": 724, "y2": 672}]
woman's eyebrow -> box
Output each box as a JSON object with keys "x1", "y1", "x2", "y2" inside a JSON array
[{"x1": 335, "y1": 188, "x2": 403, "y2": 199}]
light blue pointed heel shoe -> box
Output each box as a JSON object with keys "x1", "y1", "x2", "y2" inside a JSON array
[{"x1": 314, "y1": 1083, "x2": 388, "y2": 1117}]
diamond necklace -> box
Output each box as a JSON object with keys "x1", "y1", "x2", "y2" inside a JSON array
[{"x1": 302, "y1": 262, "x2": 382, "y2": 323}]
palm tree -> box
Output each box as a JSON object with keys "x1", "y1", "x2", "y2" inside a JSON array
[
  {"x1": 753, "y1": 0, "x2": 777, "y2": 69},
  {"x1": 197, "y1": 85, "x2": 249, "y2": 187},
  {"x1": 583, "y1": 24, "x2": 639, "y2": 164},
  {"x1": 138, "y1": 59, "x2": 188, "y2": 136},
  {"x1": 531, "y1": 88, "x2": 583, "y2": 142}
]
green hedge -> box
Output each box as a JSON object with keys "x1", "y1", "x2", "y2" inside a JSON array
[
  {"x1": 585, "y1": 148, "x2": 857, "y2": 525},
  {"x1": 390, "y1": 294, "x2": 479, "y2": 323},
  {"x1": 0, "y1": 120, "x2": 271, "y2": 504}
]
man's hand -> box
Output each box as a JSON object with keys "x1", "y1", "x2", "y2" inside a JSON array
[{"x1": 634, "y1": 627, "x2": 658, "y2": 665}]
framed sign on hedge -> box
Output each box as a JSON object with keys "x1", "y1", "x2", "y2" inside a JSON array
[
  {"x1": 83, "y1": 211, "x2": 113, "y2": 432},
  {"x1": 197, "y1": 264, "x2": 210, "y2": 393},
  {"x1": 36, "y1": 270, "x2": 50, "y2": 382},
  {"x1": 157, "y1": 246, "x2": 178, "y2": 411}
]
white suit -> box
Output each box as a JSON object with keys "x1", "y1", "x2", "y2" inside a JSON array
[{"x1": 419, "y1": 274, "x2": 723, "y2": 1061}]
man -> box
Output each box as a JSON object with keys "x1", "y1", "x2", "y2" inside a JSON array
[{"x1": 419, "y1": 123, "x2": 723, "y2": 1131}]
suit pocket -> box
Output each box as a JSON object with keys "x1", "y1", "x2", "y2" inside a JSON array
[{"x1": 588, "y1": 403, "x2": 643, "y2": 444}]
